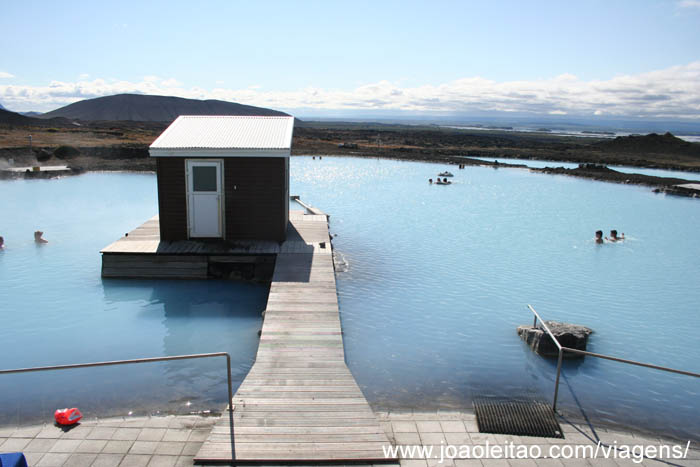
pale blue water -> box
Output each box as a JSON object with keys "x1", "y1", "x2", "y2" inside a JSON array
[
  {"x1": 290, "y1": 156, "x2": 700, "y2": 441},
  {"x1": 473, "y1": 156, "x2": 700, "y2": 181},
  {"x1": 0, "y1": 174, "x2": 266, "y2": 426},
  {"x1": 2, "y1": 164, "x2": 699, "y2": 441}
]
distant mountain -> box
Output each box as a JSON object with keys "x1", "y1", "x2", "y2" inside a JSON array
[
  {"x1": 0, "y1": 108, "x2": 40, "y2": 125},
  {"x1": 594, "y1": 132, "x2": 700, "y2": 158},
  {"x1": 0, "y1": 102, "x2": 5, "y2": 110},
  {"x1": 20, "y1": 111, "x2": 43, "y2": 117},
  {"x1": 41, "y1": 94, "x2": 289, "y2": 122},
  {"x1": 0, "y1": 108, "x2": 72, "y2": 127}
]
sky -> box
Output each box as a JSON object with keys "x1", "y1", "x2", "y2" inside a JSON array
[{"x1": 1, "y1": 0, "x2": 700, "y2": 120}]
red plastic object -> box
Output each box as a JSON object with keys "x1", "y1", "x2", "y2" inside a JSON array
[{"x1": 54, "y1": 407, "x2": 82, "y2": 425}]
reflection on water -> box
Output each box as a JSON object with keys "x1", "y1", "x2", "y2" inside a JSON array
[
  {"x1": 0, "y1": 279, "x2": 266, "y2": 427},
  {"x1": 0, "y1": 174, "x2": 267, "y2": 426}
]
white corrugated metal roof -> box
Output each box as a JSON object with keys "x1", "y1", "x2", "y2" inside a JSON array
[{"x1": 150, "y1": 115, "x2": 294, "y2": 150}]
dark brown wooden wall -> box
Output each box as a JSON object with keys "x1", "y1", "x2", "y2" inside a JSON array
[
  {"x1": 223, "y1": 157, "x2": 287, "y2": 242},
  {"x1": 155, "y1": 156, "x2": 288, "y2": 242},
  {"x1": 156, "y1": 158, "x2": 187, "y2": 241}
]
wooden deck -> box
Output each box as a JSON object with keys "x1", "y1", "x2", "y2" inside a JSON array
[
  {"x1": 194, "y1": 212, "x2": 396, "y2": 463},
  {"x1": 100, "y1": 211, "x2": 330, "y2": 279}
]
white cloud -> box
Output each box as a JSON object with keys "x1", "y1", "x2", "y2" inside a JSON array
[
  {"x1": 678, "y1": 0, "x2": 700, "y2": 8},
  {"x1": 2, "y1": 62, "x2": 700, "y2": 119},
  {"x1": 160, "y1": 78, "x2": 182, "y2": 87},
  {"x1": 0, "y1": 71, "x2": 14, "y2": 79}
]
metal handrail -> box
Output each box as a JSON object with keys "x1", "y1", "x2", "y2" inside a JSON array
[
  {"x1": 0, "y1": 352, "x2": 235, "y2": 456},
  {"x1": 527, "y1": 305, "x2": 700, "y2": 411}
]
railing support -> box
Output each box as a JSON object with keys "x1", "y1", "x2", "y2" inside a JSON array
[
  {"x1": 527, "y1": 304, "x2": 700, "y2": 414},
  {"x1": 224, "y1": 353, "x2": 233, "y2": 414},
  {"x1": 0, "y1": 352, "x2": 235, "y2": 456},
  {"x1": 553, "y1": 348, "x2": 563, "y2": 411}
]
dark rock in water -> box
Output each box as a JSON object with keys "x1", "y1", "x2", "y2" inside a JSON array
[{"x1": 517, "y1": 321, "x2": 593, "y2": 359}]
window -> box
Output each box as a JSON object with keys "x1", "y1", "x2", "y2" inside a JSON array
[{"x1": 192, "y1": 166, "x2": 218, "y2": 192}]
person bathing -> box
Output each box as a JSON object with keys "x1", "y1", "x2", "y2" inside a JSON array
[
  {"x1": 34, "y1": 231, "x2": 48, "y2": 243},
  {"x1": 606, "y1": 230, "x2": 625, "y2": 242},
  {"x1": 595, "y1": 230, "x2": 604, "y2": 244}
]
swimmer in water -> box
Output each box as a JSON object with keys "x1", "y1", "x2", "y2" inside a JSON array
[
  {"x1": 0, "y1": 236, "x2": 4, "y2": 249},
  {"x1": 605, "y1": 229, "x2": 625, "y2": 242},
  {"x1": 429, "y1": 178, "x2": 433, "y2": 184},
  {"x1": 595, "y1": 230, "x2": 604, "y2": 244},
  {"x1": 34, "y1": 230, "x2": 48, "y2": 244}
]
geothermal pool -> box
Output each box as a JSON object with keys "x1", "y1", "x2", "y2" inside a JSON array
[{"x1": 1, "y1": 159, "x2": 698, "y2": 441}]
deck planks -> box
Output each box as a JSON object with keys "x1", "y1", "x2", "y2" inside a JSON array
[
  {"x1": 100, "y1": 213, "x2": 288, "y2": 256},
  {"x1": 194, "y1": 211, "x2": 395, "y2": 463}
]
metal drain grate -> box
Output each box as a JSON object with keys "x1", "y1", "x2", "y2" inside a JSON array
[{"x1": 474, "y1": 398, "x2": 564, "y2": 438}]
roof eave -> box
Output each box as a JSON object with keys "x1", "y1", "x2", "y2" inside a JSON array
[{"x1": 149, "y1": 148, "x2": 291, "y2": 158}]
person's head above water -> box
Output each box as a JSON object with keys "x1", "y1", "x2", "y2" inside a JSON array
[
  {"x1": 34, "y1": 231, "x2": 48, "y2": 243},
  {"x1": 595, "y1": 230, "x2": 604, "y2": 243},
  {"x1": 0, "y1": 236, "x2": 4, "y2": 248},
  {"x1": 606, "y1": 229, "x2": 625, "y2": 242}
]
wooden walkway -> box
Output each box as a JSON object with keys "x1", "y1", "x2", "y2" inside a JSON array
[{"x1": 194, "y1": 211, "x2": 395, "y2": 463}]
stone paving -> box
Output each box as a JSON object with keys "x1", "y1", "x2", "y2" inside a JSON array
[
  {"x1": 0, "y1": 410, "x2": 698, "y2": 466},
  {"x1": 0, "y1": 414, "x2": 216, "y2": 467},
  {"x1": 375, "y1": 410, "x2": 700, "y2": 467}
]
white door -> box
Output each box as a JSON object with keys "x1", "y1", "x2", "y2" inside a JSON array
[{"x1": 186, "y1": 160, "x2": 223, "y2": 238}]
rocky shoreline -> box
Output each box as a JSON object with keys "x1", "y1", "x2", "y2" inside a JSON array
[
  {"x1": 532, "y1": 164, "x2": 700, "y2": 198},
  {"x1": 1, "y1": 125, "x2": 699, "y2": 197}
]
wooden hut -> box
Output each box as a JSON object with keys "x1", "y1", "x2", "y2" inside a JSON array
[{"x1": 149, "y1": 115, "x2": 294, "y2": 242}]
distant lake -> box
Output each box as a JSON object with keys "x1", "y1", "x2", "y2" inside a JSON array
[
  {"x1": 471, "y1": 156, "x2": 700, "y2": 181},
  {"x1": 444, "y1": 125, "x2": 700, "y2": 143}
]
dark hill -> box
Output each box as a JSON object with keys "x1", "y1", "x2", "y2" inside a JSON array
[
  {"x1": 0, "y1": 108, "x2": 36, "y2": 125},
  {"x1": 594, "y1": 132, "x2": 700, "y2": 158},
  {"x1": 0, "y1": 108, "x2": 72, "y2": 127},
  {"x1": 41, "y1": 94, "x2": 289, "y2": 122}
]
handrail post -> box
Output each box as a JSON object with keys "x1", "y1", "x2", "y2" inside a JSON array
[
  {"x1": 527, "y1": 303, "x2": 700, "y2": 414},
  {"x1": 0, "y1": 352, "x2": 235, "y2": 452},
  {"x1": 553, "y1": 348, "x2": 563, "y2": 411},
  {"x1": 225, "y1": 353, "x2": 233, "y2": 412},
  {"x1": 0, "y1": 352, "x2": 236, "y2": 459},
  {"x1": 224, "y1": 353, "x2": 235, "y2": 459}
]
